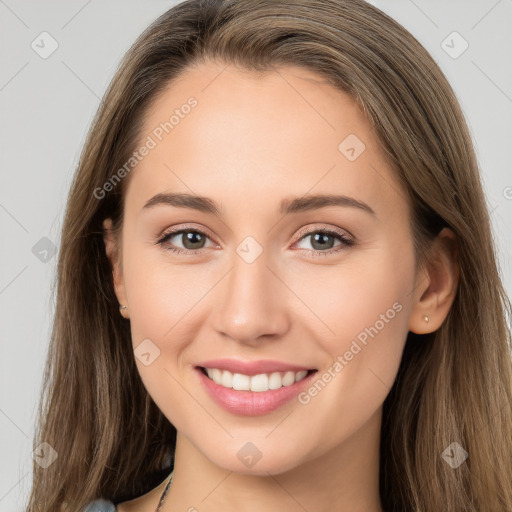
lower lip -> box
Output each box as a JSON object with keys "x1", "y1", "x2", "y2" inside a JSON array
[{"x1": 195, "y1": 367, "x2": 317, "y2": 416}]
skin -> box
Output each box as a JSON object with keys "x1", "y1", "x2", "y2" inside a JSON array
[{"x1": 103, "y1": 60, "x2": 459, "y2": 512}]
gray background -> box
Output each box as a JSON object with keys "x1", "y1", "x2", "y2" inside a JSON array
[{"x1": 0, "y1": 1, "x2": 511, "y2": 510}]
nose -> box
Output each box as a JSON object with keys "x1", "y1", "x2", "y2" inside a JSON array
[{"x1": 211, "y1": 248, "x2": 291, "y2": 345}]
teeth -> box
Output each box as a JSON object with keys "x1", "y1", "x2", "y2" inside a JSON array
[
  {"x1": 204, "y1": 368, "x2": 309, "y2": 392},
  {"x1": 250, "y1": 373, "x2": 268, "y2": 392},
  {"x1": 221, "y1": 369, "x2": 233, "y2": 388},
  {"x1": 233, "y1": 373, "x2": 250, "y2": 391},
  {"x1": 269, "y1": 372, "x2": 282, "y2": 390}
]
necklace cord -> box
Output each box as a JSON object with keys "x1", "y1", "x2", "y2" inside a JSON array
[{"x1": 155, "y1": 473, "x2": 173, "y2": 512}]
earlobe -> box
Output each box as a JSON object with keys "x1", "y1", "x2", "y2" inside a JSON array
[
  {"x1": 409, "y1": 228, "x2": 459, "y2": 334},
  {"x1": 102, "y1": 218, "x2": 129, "y2": 317}
]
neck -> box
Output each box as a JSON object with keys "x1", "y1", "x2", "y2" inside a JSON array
[{"x1": 163, "y1": 407, "x2": 384, "y2": 512}]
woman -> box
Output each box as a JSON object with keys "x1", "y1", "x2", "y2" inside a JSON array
[{"x1": 27, "y1": 0, "x2": 512, "y2": 511}]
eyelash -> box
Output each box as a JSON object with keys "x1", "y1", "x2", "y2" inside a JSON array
[{"x1": 155, "y1": 225, "x2": 355, "y2": 258}]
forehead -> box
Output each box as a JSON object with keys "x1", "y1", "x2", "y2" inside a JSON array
[{"x1": 125, "y1": 60, "x2": 409, "y2": 221}]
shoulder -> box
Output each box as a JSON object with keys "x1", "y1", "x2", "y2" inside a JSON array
[
  {"x1": 81, "y1": 469, "x2": 173, "y2": 512},
  {"x1": 82, "y1": 499, "x2": 117, "y2": 512}
]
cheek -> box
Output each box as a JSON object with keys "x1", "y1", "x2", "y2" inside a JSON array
[
  {"x1": 293, "y1": 241, "x2": 414, "y2": 348},
  {"x1": 121, "y1": 241, "x2": 221, "y2": 354},
  {"x1": 294, "y1": 244, "x2": 414, "y2": 434},
  {"x1": 121, "y1": 243, "x2": 217, "y2": 424}
]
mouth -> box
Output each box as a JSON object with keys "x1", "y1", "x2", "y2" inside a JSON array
[
  {"x1": 195, "y1": 365, "x2": 318, "y2": 416},
  {"x1": 197, "y1": 366, "x2": 317, "y2": 392}
]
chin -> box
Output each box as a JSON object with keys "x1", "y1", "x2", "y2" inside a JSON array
[{"x1": 204, "y1": 443, "x2": 305, "y2": 476}]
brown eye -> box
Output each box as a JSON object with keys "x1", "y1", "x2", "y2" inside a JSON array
[
  {"x1": 294, "y1": 228, "x2": 354, "y2": 254},
  {"x1": 157, "y1": 228, "x2": 215, "y2": 254}
]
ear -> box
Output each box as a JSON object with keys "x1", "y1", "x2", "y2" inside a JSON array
[
  {"x1": 409, "y1": 227, "x2": 460, "y2": 334},
  {"x1": 103, "y1": 218, "x2": 129, "y2": 319}
]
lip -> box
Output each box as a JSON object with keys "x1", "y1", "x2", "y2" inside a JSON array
[
  {"x1": 195, "y1": 358, "x2": 314, "y2": 376},
  {"x1": 194, "y1": 365, "x2": 318, "y2": 416}
]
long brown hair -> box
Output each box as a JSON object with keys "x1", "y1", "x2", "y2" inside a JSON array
[{"x1": 27, "y1": 1, "x2": 512, "y2": 510}]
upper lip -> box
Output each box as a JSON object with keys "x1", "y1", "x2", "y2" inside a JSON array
[{"x1": 196, "y1": 358, "x2": 316, "y2": 376}]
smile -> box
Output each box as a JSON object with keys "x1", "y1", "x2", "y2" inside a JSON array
[
  {"x1": 200, "y1": 367, "x2": 312, "y2": 392},
  {"x1": 195, "y1": 364, "x2": 318, "y2": 416}
]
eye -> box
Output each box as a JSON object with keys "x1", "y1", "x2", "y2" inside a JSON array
[
  {"x1": 293, "y1": 227, "x2": 354, "y2": 257},
  {"x1": 156, "y1": 225, "x2": 355, "y2": 257},
  {"x1": 156, "y1": 227, "x2": 216, "y2": 254}
]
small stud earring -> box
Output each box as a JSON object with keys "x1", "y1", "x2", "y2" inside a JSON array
[
  {"x1": 424, "y1": 315, "x2": 429, "y2": 323},
  {"x1": 120, "y1": 305, "x2": 127, "y2": 311}
]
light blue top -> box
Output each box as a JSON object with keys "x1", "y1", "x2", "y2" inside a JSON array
[
  {"x1": 82, "y1": 470, "x2": 174, "y2": 512},
  {"x1": 82, "y1": 499, "x2": 116, "y2": 512}
]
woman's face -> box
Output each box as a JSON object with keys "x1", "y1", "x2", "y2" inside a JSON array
[{"x1": 106, "y1": 60, "x2": 423, "y2": 475}]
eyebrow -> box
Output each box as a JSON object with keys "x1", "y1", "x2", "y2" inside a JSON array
[{"x1": 142, "y1": 192, "x2": 376, "y2": 216}]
